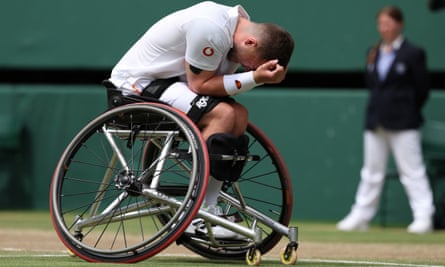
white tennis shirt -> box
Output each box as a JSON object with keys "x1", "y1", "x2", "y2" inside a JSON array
[{"x1": 110, "y1": 1, "x2": 250, "y2": 94}]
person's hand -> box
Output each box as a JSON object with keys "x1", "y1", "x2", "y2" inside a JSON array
[{"x1": 253, "y1": 59, "x2": 287, "y2": 84}]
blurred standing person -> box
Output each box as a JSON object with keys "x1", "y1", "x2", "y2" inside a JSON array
[{"x1": 337, "y1": 5, "x2": 434, "y2": 234}]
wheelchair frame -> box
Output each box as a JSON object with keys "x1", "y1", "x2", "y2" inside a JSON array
[{"x1": 49, "y1": 90, "x2": 299, "y2": 265}]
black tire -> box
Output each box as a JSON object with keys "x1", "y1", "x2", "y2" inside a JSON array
[
  {"x1": 179, "y1": 122, "x2": 293, "y2": 260},
  {"x1": 50, "y1": 103, "x2": 209, "y2": 263}
]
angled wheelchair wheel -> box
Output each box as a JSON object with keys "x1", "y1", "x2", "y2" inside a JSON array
[
  {"x1": 179, "y1": 122, "x2": 293, "y2": 260},
  {"x1": 50, "y1": 103, "x2": 209, "y2": 263}
]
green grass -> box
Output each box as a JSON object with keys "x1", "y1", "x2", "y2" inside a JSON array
[
  {"x1": 1, "y1": 211, "x2": 444, "y2": 267},
  {"x1": 0, "y1": 254, "x2": 387, "y2": 267},
  {"x1": 299, "y1": 221, "x2": 445, "y2": 244},
  {"x1": 0, "y1": 211, "x2": 53, "y2": 230}
]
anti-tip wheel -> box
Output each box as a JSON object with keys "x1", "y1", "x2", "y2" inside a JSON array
[
  {"x1": 280, "y1": 246, "x2": 298, "y2": 265},
  {"x1": 246, "y1": 248, "x2": 261, "y2": 266}
]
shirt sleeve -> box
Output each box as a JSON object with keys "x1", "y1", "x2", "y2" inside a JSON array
[{"x1": 184, "y1": 18, "x2": 229, "y2": 71}]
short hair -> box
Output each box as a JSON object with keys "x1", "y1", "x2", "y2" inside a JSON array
[{"x1": 256, "y1": 23, "x2": 294, "y2": 67}]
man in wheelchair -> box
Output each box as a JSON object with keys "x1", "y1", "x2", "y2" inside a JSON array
[{"x1": 106, "y1": 1, "x2": 294, "y2": 239}]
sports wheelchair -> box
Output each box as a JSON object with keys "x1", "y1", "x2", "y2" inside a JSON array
[{"x1": 49, "y1": 81, "x2": 298, "y2": 265}]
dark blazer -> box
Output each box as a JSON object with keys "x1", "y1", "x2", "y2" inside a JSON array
[{"x1": 364, "y1": 39, "x2": 430, "y2": 131}]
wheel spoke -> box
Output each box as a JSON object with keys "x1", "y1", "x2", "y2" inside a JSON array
[{"x1": 50, "y1": 104, "x2": 208, "y2": 262}]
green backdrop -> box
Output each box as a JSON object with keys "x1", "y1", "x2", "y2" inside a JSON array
[
  {"x1": 1, "y1": 0, "x2": 445, "y2": 224},
  {"x1": 0, "y1": 86, "x2": 444, "y2": 225},
  {"x1": 1, "y1": 0, "x2": 444, "y2": 70}
]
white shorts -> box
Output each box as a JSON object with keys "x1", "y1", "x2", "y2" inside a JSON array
[{"x1": 159, "y1": 82, "x2": 197, "y2": 114}]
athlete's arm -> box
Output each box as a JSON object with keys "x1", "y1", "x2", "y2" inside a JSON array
[
  {"x1": 184, "y1": 17, "x2": 287, "y2": 96},
  {"x1": 185, "y1": 60, "x2": 287, "y2": 96},
  {"x1": 185, "y1": 62, "x2": 226, "y2": 96}
]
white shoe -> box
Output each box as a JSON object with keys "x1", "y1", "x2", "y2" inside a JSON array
[
  {"x1": 407, "y1": 219, "x2": 433, "y2": 234},
  {"x1": 184, "y1": 205, "x2": 244, "y2": 239},
  {"x1": 204, "y1": 204, "x2": 243, "y2": 222},
  {"x1": 204, "y1": 204, "x2": 224, "y2": 216},
  {"x1": 184, "y1": 218, "x2": 244, "y2": 239},
  {"x1": 337, "y1": 213, "x2": 369, "y2": 232},
  {"x1": 208, "y1": 224, "x2": 245, "y2": 239}
]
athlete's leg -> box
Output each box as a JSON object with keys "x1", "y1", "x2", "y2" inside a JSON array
[
  {"x1": 160, "y1": 82, "x2": 248, "y2": 212},
  {"x1": 159, "y1": 82, "x2": 197, "y2": 112},
  {"x1": 159, "y1": 82, "x2": 248, "y2": 138},
  {"x1": 196, "y1": 102, "x2": 248, "y2": 210},
  {"x1": 197, "y1": 101, "x2": 248, "y2": 139}
]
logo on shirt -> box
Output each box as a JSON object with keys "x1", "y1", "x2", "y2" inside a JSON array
[
  {"x1": 235, "y1": 80, "x2": 242, "y2": 89},
  {"x1": 202, "y1": 47, "x2": 214, "y2": 57}
]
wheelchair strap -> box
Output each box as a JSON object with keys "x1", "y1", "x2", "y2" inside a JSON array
[
  {"x1": 187, "y1": 96, "x2": 234, "y2": 124},
  {"x1": 206, "y1": 133, "x2": 249, "y2": 182},
  {"x1": 103, "y1": 79, "x2": 171, "y2": 109},
  {"x1": 141, "y1": 77, "x2": 179, "y2": 99}
]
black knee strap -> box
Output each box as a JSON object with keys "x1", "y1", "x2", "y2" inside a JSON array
[
  {"x1": 206, "y1": 133, "x2": 249, "y2": 182},
  {"x1": 187, "y1": 96, "x2": 220, "y2": 123},
  {"x1": 187, "y1": 96, "x2": 235, "y2": 123}
]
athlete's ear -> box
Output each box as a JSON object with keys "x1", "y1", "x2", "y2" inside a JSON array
[{"x1": 244, "y1": 37, "x2": 258, "y2": 47}]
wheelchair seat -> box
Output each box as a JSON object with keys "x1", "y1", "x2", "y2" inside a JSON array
[{"x1": 102, "y1": 80, "x2": 166, "y2": 109}]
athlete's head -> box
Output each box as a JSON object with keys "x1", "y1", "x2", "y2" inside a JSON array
[
  {"x1": 254, "y1": 23, "x2": 294, "y2": 67},
  {"x1": 229, "y1": 18, "x2": 294, "y2": 71}
]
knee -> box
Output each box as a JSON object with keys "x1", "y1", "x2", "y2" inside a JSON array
[
  {"x1": 213, "y1": 102, "x2": 237, "y2": 120},
  {"x1": 200, "y1": 102, "x2": 248, "y2": 136},
  {"x1": 212, "y1": 102, "x2": 247, "y2": 123},
  {"x1": 219, "y1": 103, "x2": 249, "y2": 129},
  {"x1": 232, "y1": 103, "x2": 248, "y2": 135},
  {"x1": 234, "y1": 103, "x2": 248, "y2": 124}
]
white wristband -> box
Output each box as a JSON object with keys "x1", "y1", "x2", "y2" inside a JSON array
[{"x1": 223, "y1": 71, "x2": 262, "y2": 96}]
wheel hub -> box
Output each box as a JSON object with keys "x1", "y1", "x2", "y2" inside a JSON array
[{"x1": 114, "y1": 170, "x2": 142, "y2": 196}]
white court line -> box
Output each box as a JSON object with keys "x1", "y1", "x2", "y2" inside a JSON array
[
  {"x1": 300, "y1": 258, "x2": 445, "y2": 267},
  {"x1": 0, "y1": 250, "x2": 444, "y2": 267}
]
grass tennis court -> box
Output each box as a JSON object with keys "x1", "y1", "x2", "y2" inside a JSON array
[{"x1": 0, "y1": 211, "x2": 444, "y2": 267}]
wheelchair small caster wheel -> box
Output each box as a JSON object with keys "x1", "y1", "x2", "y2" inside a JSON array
[
  {"x1": 246, "y1": 248, "x2": 261, "y2": 266},
  {"x1": 280, "y1": 245, "x2": 298, "y2": 265}
]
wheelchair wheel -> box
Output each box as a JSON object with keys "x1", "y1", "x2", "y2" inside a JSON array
[
  {"x1": 179, "y1": 122, "x2": 293, "y2": 260},
  {"x1": 50, "y1": 103, "x2": 209, "y2": 263}
]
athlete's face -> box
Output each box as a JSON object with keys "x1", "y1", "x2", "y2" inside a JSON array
[
  {"x1": 229, "y1": 43, "x2": 266, "y2": 71},
  {"x1": 239, "y1": 53, "x2": 266, "y2": 71}
]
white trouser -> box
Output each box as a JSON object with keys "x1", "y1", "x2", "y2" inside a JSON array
[{"x1": 351, "y1": 128, "x2": 434, "y2": 222}]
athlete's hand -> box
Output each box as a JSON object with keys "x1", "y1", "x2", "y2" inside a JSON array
[{"x1": 253, "y1": 59, "x2": 287, "y2": 84}]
